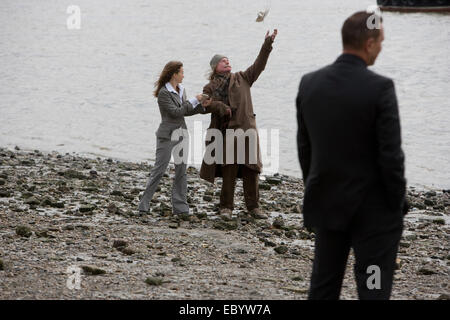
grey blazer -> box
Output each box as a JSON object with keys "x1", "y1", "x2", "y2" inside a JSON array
[{"x1": 155, "y1": 86, "x2": 204, "y2": 139}]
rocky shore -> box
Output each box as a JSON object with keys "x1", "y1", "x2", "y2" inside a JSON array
[{"x1": 0, "y1": 146, "x2": 449, "y2": 300}]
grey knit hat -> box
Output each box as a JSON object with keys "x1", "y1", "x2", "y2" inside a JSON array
[{"x1": 210, "y1": 54, "x2": 227, "y2": 71}]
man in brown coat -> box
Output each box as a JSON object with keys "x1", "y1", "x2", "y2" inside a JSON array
[{"x1": 200, "y1": 29, "x2": 278, "y2": 220}]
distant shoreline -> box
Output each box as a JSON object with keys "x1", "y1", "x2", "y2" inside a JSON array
[{"x1": 1, "y1": 144, "x2": 447, "y2": 192}]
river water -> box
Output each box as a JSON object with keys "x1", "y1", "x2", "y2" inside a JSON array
[{"x1": 1, "y1": 0, "x2": 449, "y2": 188}]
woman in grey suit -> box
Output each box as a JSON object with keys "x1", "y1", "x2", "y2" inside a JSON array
[{"x1": 138, "y1": 61, "x2": 210, "y2": 215}]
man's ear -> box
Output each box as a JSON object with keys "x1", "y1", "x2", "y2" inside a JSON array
[{"x1": 364, "y1": 38, "x2": 375, "y2": 53}]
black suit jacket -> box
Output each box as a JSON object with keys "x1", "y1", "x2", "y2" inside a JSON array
[{"x1": 296, "y1": 53, "x2": 407, "y2": 231}]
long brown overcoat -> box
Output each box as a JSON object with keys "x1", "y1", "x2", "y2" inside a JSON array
[{"x1": 200, "y1": 37, "x2": 274, "y2": 183}]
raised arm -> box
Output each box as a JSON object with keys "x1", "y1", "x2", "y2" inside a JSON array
[{"x1": 241, "y1": 29, "x2": 277, "y2": 87}]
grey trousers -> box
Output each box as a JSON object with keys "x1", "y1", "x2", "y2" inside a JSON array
[{"x1": 138, "y1": 136, "x2": 189, "y2": 214}]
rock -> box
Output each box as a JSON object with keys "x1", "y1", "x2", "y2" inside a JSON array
[
  {"x1": 292, "y1": 276, "x2": 304, "y2": 281},
  {"x1": 145, "y1": 277, "x2": 163, "y2": 286},
  {"x1": 179, "y1": 213, "x2": 191, "y2": 221},
  {"x1": 272, "y1": 229, "x2": 283, "y2": 236},
  {"x1": 213, "y1": 221, "x2": 238, "y2": 231},
  {"x1": 281, "y1": 287, "x2": 308, "y2": 294},
  {"x1": 0, "y1": 189, "x2": 11, "y2": 197},
  {"x1": 234, "y1": 248, "x2": 248, "y2": 254},
  {"x1": 21, "y1": 160, "x2": 35, "y2": 166},
  {"x1": 81, "y1": 266, "x2": 106, "y2": 275},
  {"x1": 417, "y1": 267, "x2": 437, "y2": 275},
  {"x1": 107, "y1": 203, "x2": 119, "y2": 214},
  {"x1": 259, "y1": 183, "x2": 272, "y2": 191},
  {"x1": 404, "y1": 234, "x2": 417, "y2": 241},
  {"x1": 412, "y1": 202, "x2": 426, "y2": 210},
  {"x1": 25, "y1": 196, "x2": 40, "y2": 205},
  {"x1": 424, "y1": 199, "x2": 435, "y2": 206},
  {"x1": 51, "y1": 202, "x2": 65, "y2": 208},
  {"x1": 111, "y1": 190, "x2": 124, "y2": 197},
  {"x1": 79, "y1": 204, "x2": 96, "y2": 213},
  {"x1": 168, "y1": 223, "x2": 178, "y2": 229},
  {"x1": 432, "y1": 218, "x2": 445, "y2": 225},
  {"x1": 64, "y1": 169, "x2": 87, "y2": 179},
  {"x1": 274, "y1": 246, "x2": 288, "y2": 254},
  {"x1": 285, "y1": 230, "x2": 297, "y2": 238},
  {"x1": 437, "y1": 294, "x2": 450, "y2": 300},
  {"x1": 0, "y1": 259, "x2": 4, "y2": 270},
  {"x1": 118, "y1": 247, "x2": 136, "y2": 256},
  {"x1": 112, "y1": 240, "x2": 128, "y2": 249},
  {"x1": 16, "y1": 226, "x2": 32, "y2": 238},
  {"x1": 266, "y1": 177, "x2": 282, "y2": 185},
  {"x1": 395, "y1": 258, "x2": 403, "y2": 270},
  {"x1": 399, "y1": 242, "x2": 410, "y2": 248},
  {"x1": 0, "y1": 179, "x2": 5, "y2": 186},
  {"x1": 195, "y1": 212, "x2": 207, "y2": 219},
  {"x1": 203, "y1": 195, "x2": 213, "y2": 202},
  {"x1": 257, "y1": 232, "x2": 271, "y2": 238},
  {"x1": 272, "y1": 216, "x2": 285, "y2": 229},
  {"x1": 41, "y1": 197, "x2": 54, "y2": 206},
  {"x1": 425, "y1": 191, "x2": 437, "y2": 197},
  {"x1": 261, "y1": 238, "x2": 277, "y2": 247},
  {"x1": 171, "y1": 257, "x2": 182, "y2": 263},
  {"x1": 35, "y1": 230, "x2": 52, "y2": 238}
]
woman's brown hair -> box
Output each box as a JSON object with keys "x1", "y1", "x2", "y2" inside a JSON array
[{"x1": 154, "y1": 61, "x2": 183, "y2": 97}]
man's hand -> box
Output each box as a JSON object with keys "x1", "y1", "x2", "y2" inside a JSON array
[
  {"x1": 265, "y1": 29, "x2": 278, "y2": 42},
  {"x1": 202, "y1": 98, "x2": 212, "y2": 108}
]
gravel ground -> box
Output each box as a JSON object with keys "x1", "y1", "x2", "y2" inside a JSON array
[{"x1": 0, "y1": 147, "x2": 449, "y2": 300}]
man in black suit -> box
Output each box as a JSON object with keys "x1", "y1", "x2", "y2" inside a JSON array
[{"x1": 296, "y1": 11, "x2": 408, "y2": 299}]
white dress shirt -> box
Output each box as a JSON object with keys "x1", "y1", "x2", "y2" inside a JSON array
[{"x1": 165, "y1": 82, "x2": 199, "y2": 107}]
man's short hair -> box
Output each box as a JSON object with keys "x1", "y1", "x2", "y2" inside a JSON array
[{"x1": 341, "y1": 11, "x2": 383, "y2": 50}]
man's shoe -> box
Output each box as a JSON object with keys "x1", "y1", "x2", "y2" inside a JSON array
[
  {"x1": 249, "y1": 208, "x2": 268, "y2": 219},
  {"x1": 219, "y1": 208, "x2": 233, "y2": 221}
]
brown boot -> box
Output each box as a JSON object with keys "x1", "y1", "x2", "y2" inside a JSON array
[
  {"x1": 219, "y1": 208, "x2": 233, "y2": 221},
  {"x1": 249, "y1": 208, "x2": 268, "y2": 219}
]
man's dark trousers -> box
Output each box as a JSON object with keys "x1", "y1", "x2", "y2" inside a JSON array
[{"x1": 308, "y1": 205, "x2": 403, "y2": 300}]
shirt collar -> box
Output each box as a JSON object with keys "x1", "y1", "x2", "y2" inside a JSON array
[
  {"x1": 335, "y1": 53, "x2": 368, "y2": 68},
  {"x1": 165, "y1": 82, "x2": 184, "y2": 100}
]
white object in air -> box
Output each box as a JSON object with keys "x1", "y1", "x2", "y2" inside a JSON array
[{"x1": 256, "y1": 9, "x2": 269, "y2": 22}]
